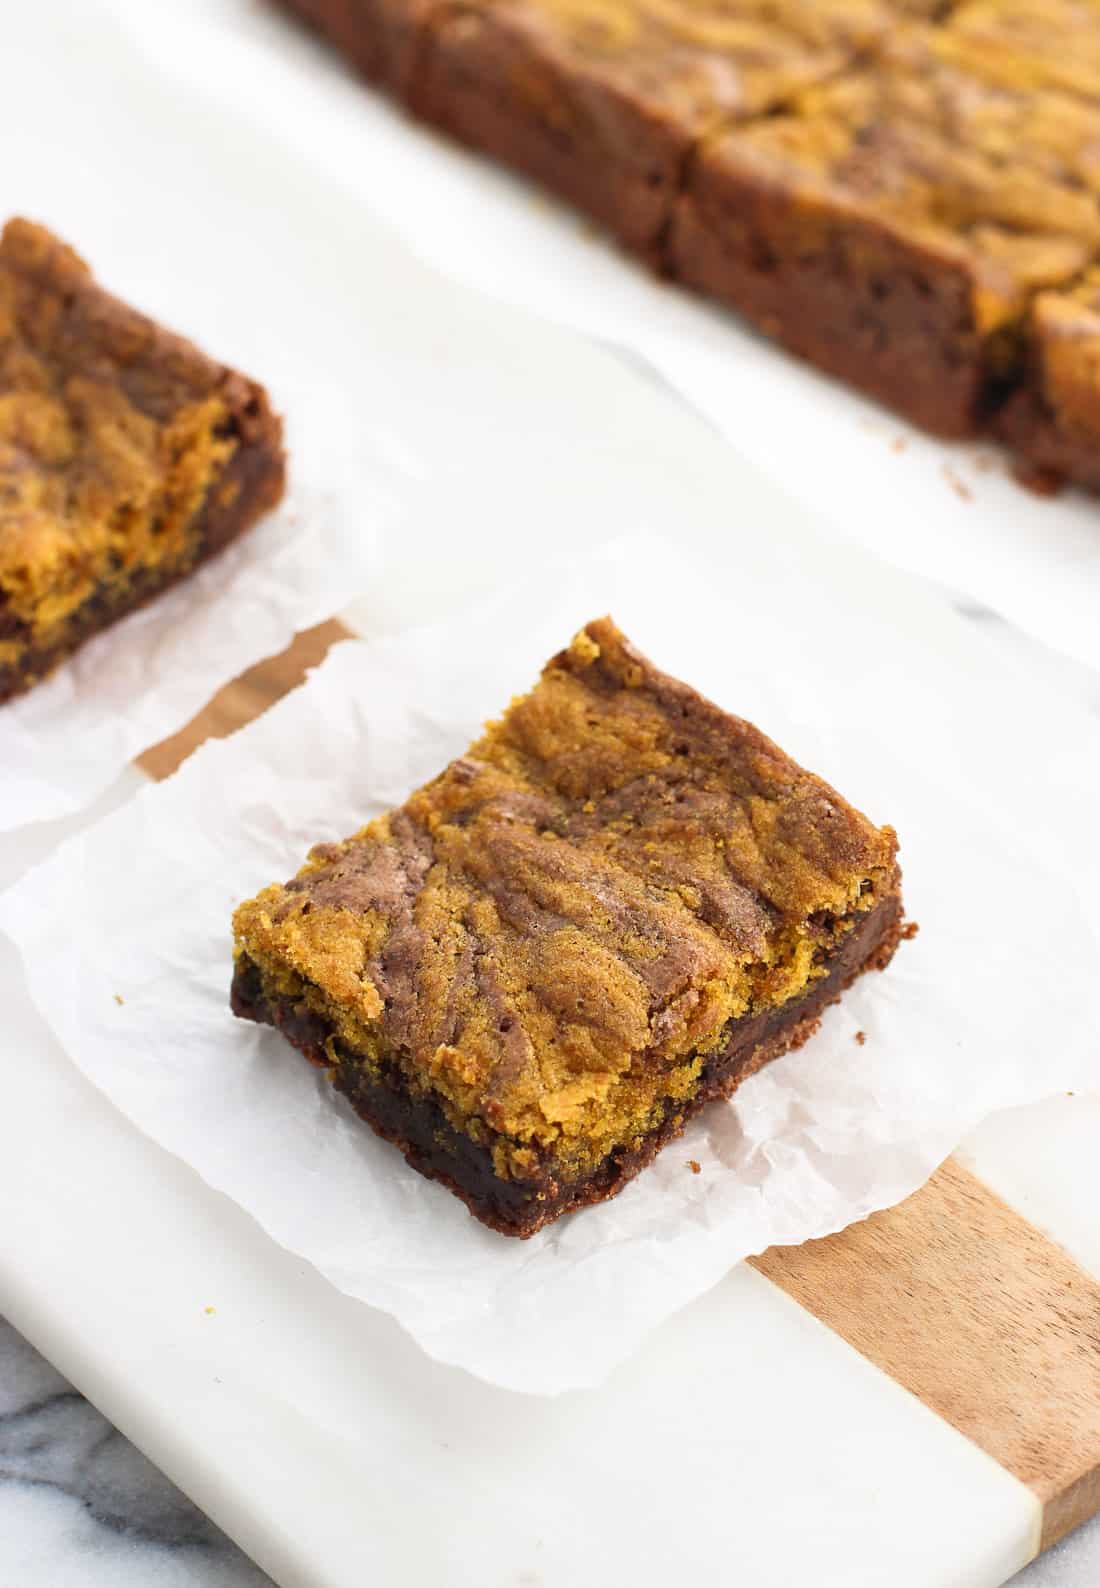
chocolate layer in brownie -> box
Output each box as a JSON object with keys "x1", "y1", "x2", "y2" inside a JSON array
[
  {"x1": 0, "y1": 218, "x2": 285, "y2": 702},
  {"x1": 233, "y1": 891, "x2": 903, "y2": 1235},
  {"x1": 232, "y1": 618, "x2": 906, "y2": 1237}
]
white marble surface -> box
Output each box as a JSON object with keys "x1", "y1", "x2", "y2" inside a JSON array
[
  {"x1": 1, "y1": 1290, "x2": 1094, "y2": 1588},
  {"x1": 0, "y1": 1317, "x2": 268, "y2": 1587}
]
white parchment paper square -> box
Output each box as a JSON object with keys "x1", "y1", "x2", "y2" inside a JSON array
[{"x1": 3, "y1": 536, "x2": 1098, "y2": 1394}]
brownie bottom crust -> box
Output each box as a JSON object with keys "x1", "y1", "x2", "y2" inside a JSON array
[
  {"x1": 0, "y1": 422, "x2": 284, "y2": 705},
  {"x1": 232, "y1": 892, "x2": 905, "y2": 1238}
]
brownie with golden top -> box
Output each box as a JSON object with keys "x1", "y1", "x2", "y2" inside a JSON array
[
  {"x1": 0, "y1": 219, "x2": 285, "y2": 703},
  {"x1": 231, "y1": 619, "x2": 906, "y2": 1237},
  {"x1": 669, "y1": 42, "x2": 1100, "y2": 436}
]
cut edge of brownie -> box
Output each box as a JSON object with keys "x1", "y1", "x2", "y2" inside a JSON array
[
  {"x1": 231, "y1": 890, "x2": 906, "y2": 1238},
  {"x1": 666, "y1": 149, "x2": 993, "y2": 438}
]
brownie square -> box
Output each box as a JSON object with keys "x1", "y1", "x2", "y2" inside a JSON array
[
  {"x1": 669, "y1": 50, "x2": 1100, "y2": 436},
  {"x1": 232, "y1": 619, "x2": 906, "y2": 1237},
  {"x1": 411, "y1": 0, "x2": 890, "y2": 257},
  {"x1": 0, "y1": 219, "x2": 285, "y2": 704}
]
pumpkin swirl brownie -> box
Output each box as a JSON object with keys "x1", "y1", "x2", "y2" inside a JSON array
[
  {"x1": 231, "y1": 620, "x2": 906, "y2": 1237},
  {"x1": 669, "y1": 43, "x2": 1100, "y2": 437},
  {"x1": 0, "y1": 219, "x2": 285, "y2": 703}
]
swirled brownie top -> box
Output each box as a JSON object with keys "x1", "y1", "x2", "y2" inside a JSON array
[
  {"x1": 705, "y1": 44, "x2": 1100, "y2": 341},
  {"x1": 0, "y1": 218, "x2": 265, "y2": 662},
  {"x1": 879, "y1": 23, "x2": 1100, "y2": 195},
  {"x1": 945, "y1": 0, "x2": 1100, "y2": 105},
  {"x1": 234, "y1": 620, "x2": 897, "y2": 1173},
  {"x1": 440, "y1": 0, "x2": 892, "y2": 128}
]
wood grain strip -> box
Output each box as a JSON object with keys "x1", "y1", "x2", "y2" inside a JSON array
[
  {"x1": 136, "y1": 619, "x2": 352, "y2": 782},
  {"x1": 138, "y1": 625, "x2": 1100, "y2": 1560},
  {"x1": 751, "y1": 1160, "x2": 1100, "y2": 1551}
]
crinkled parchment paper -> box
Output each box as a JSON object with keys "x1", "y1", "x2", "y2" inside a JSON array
[{"x1": 3, "y1": 538, "x2": 1097, "y2": 1394}]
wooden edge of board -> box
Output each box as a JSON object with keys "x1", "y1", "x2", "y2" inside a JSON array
[
  {"x1": 139, "y1": 623, "x2": 1100, "y2": 1564},
  {"x1": 751, "y1": 1159, "x2": 1100, "y2": 1554},
  {"x1": 136, "y1": 619, "x2": 353, "y2": 782}
]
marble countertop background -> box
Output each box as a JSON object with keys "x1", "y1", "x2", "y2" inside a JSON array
[
  {"x1": 4, "y1": 1307, "x2": 1094, "y2": 1587},
  {"x1": 0, "y1": 1317, "x2": 267, "y2": 1588}
]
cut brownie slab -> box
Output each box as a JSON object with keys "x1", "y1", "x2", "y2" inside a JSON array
[
  {"x1": 232, "y1": 619, "x2": 906, "y2": 1237},
  {"x1": 411, "y1": 0, "x2": 891, "y2": 256},
  {"x1": 668, "y1": 51, "x2": 1100, "y2": 435},
  {"x1": 0, "y1": 219, "x2": 285, "y2": 703}
]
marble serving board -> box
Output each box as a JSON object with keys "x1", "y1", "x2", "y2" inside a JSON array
[
  {"x1": 4, "y1": 3, "x2": 1100, "y2": 1576},
  {"x1": 3, "y1": 606, "x2": 1099, "y2": 1588}
]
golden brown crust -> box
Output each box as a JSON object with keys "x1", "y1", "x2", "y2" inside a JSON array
[
  {"x1": 233, "y1": 620, "x2": 901, "y2": 1179},
  {"x1": 0, "y1": 218, "x2": 286, "y2": 698},
  {"x1": 944, "y1": 0, "x2": 1100, "y2": 106},
  {"x1": 431, "y1": 0, "x2": 887, "y2": 129}
]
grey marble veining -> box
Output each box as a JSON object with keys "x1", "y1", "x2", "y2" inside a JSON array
[{"x1": 0, "y1": 1316, "x2": 271, "y2": 1587}]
